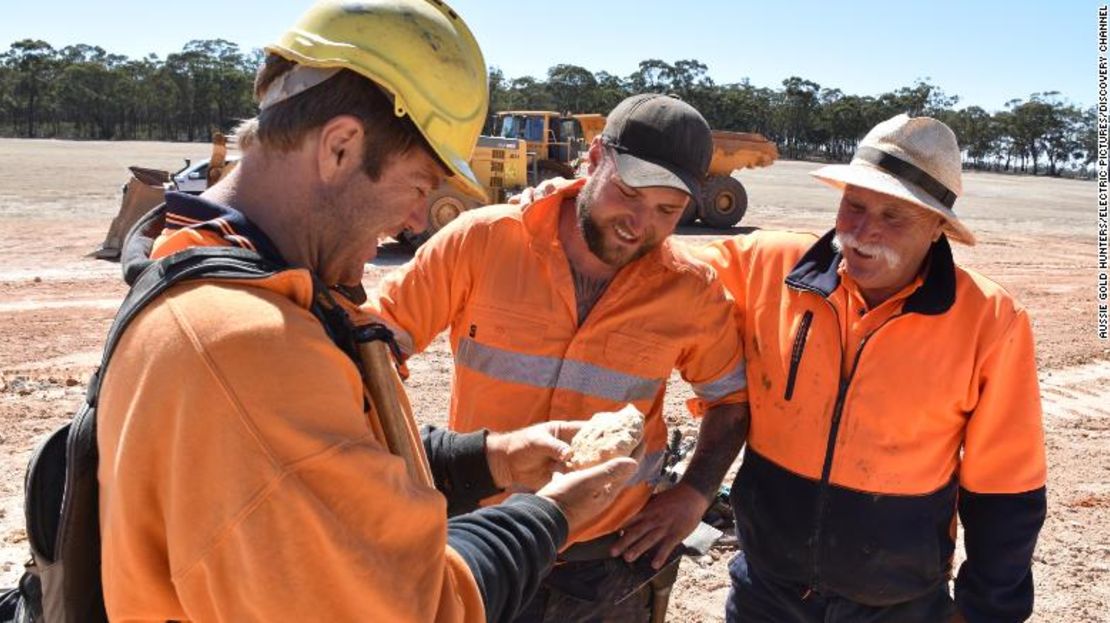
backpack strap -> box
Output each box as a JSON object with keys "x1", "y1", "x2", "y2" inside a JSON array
[
  {"x1": 84, "y1": 246, "x2": 284, "y2": 408},
  {"x1": 305, "y1": 273, "x2": 364, "y2": 372}
]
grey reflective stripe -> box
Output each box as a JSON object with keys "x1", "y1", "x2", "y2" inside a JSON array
[
  {"x1": 691, "y1": 359, "x2": 748, "y2": 402},
  {"x1": 557, "y1": 359, "x2": 662, "y2": 402},
  {"x1": 457, "y1": 338, "x2": 663, "y2": 403},
  {"x1": 630, "y1": 449, "x2": 666, "y2": 486}
]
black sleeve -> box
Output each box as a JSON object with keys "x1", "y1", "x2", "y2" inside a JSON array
[
  {"x1": 954, "y1": 486, "x2": 1047, "y2": 623},
  {"x1": 447, "y1": 494, "x2": 567, "y2": 623},
  {"x1": 421, "y1": 425, "x2": 502, "y2": 515}
]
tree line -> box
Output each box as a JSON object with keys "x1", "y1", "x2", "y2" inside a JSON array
[
  {"x1": 1, "y1": 40, "x2": 1097, "y2": 177},
  {"x1": 0, "y1": 39, "x2": 259, "y2": 142}
]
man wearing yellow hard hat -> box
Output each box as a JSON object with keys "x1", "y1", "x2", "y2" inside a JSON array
[{"x1": 93, "y1": 1, "x2": 639, "y2": 621}]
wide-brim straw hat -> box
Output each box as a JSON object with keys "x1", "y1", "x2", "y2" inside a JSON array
[{"x1": 810, "y1": 113, "x2": 975, "y2": 245}]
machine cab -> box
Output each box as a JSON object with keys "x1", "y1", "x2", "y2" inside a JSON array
[{"x1": 493, "y1": 111, "x2": 590, "y2": 166}]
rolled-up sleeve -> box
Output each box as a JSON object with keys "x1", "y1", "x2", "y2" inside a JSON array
[
  {"x1": 364, "y1": 212, "x2": 484, "y2": 358},
  {"x1": 678, "y1": 276, "x2": 748, "y2": 416}
]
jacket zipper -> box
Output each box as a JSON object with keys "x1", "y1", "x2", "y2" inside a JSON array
[
  {"x1": 788, "y1": 281, "x2": 907, "y2": 594},
  {"x1": 783, "y1": 310, "x2": 814, "y2": 401}
]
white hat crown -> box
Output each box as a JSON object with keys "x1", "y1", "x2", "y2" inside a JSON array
[{"x1": 856, "y1": 114, "x2": 963, "y2": 198}]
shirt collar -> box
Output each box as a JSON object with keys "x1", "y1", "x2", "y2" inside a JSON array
[{"x1": 837, "y1": 263, "x2": 925, "y2": 313}]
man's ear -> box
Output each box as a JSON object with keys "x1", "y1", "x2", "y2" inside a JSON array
[
  {"x1": 932, "y1": 216, "x2": 946, "y2": 242},
  {"x1": 316, "y1": 115, "x2": 365, "y2": 183},
  {"x1": 585, "y1": 136, "x2": 605, "y2": 175}
]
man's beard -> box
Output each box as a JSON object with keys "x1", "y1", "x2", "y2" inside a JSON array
[
  {"x1": 318, "y1": 183, "x2": 380, "y2": 286},
  {"x1": 576, "y1": 181, "x2": 657, "y2": 268}
]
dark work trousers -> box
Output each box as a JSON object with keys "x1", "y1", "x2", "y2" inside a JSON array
[
  {"x1": 512, "y1": 555, "x2": 661, "y2": 623},
  {"x1": 725, "y1": 551, "x2": 957, "y2": 623}
]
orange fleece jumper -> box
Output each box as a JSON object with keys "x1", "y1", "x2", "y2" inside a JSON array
[{"x1": 97, "y1": 200, "x2": 486, "y2": 622}]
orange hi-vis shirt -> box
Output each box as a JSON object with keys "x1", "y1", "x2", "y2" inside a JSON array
[
  {"x1": 96, "y1": 199, "x2": 485, "y2": 622},
  {"x1": 369, "y1": 179, "x2": 749, "y2": 543},
  {"x1": 832, "y1": 265, "x2": 924, "y2": 377}
]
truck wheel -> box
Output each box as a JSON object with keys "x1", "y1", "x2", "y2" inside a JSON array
[
  {"x1": 400, "y1": 186, "x2": 479, "y2": 248},
  {"x1": 698, "y1": 174, "x2": 748, "y2": 229}
]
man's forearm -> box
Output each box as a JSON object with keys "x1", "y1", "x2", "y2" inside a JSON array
[
  {"x1": 448, "y1": 495, "x2": 567, "y2": 623},
  {"x1": 680, "y1": 402, "x2": 750, "y2": 500}
]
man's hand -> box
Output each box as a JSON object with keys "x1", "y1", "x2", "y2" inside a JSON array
[
  {"x1": 610, "y1": 483, "x2": 710, "y2": 569},
  {"x1": 537, "y1": 457, "x2": 639, "y2": 533},
  {"x1": 507, "y1": 177, "x2": 570, "y2": 205},
  {"x1": 609, "y1": 403, "x2": 749, "y2": 568},
  {"x1": 485, "y1": 421, "x2": 584, "y2": 491}
]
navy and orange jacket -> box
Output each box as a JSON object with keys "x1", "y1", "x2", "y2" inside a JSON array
[
  {"x1": 697, "y1": 230, "x2": 1046, "y2": 621},
  {"x1": 367, "y1": 179, "x2": 749, "y2": 544},
  {"x1": 97, "y1": 192, "x2": 568, "y2": 622}
]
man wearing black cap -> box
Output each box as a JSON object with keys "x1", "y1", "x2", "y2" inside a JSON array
[{"x1": 366, "y1": 94, "x2": 751, "y2": 621}]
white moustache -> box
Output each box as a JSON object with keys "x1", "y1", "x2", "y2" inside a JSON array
[{"x1": 832, "y1": 232, "x2": 900, "y2": 268}]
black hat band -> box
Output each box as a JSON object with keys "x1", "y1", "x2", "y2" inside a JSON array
[{"x1": 856, "y1": 146, "x2": 957, "y2": 210}]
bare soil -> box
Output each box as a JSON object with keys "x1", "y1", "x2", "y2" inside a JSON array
[{"x1": 1, "y1": 139, "x2": 1106, "y2": 621}]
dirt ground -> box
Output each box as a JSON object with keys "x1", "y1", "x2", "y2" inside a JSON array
[{"x1": 1, "y1": 138, "x2": 1107, "y2": 621}]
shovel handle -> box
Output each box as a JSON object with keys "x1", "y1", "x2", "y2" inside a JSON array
[{"x1": 358, "y1": 339, "x2": 434, "y2": 488}]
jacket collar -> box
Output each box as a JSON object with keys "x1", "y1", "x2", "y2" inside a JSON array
[
  {"x1": 122, "y1": 193, "x2": 288, "y2": 286},
  {"x1": 784, "y1": 228, "x2": 956, "y2": 315},
  {"x1": 159, "y1": 191, "x2": 286, "y2": 263},
  {"x1": 155, "y1": 193, "x2": 371, "y2": 304}
]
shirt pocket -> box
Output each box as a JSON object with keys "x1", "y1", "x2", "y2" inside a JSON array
[
  {"x1": 465, "y1": 303, "x2": 548, "y2": 351},
  {"x1": 603, "y1": 331, "x2": 677, "y2": 378}
]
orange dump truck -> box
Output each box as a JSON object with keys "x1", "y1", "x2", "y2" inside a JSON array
[{"x1": 691, "y1": 130, "x2": 779, "y2": 228}]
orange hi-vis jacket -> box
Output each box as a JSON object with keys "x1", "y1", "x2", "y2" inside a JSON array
[
  {"x1": 96, "y1": 193, "x2": 567, "y2": 622},
  {"x1": 369, "y1": 179, "x2": 749, "y2": 543},
  {"x1": 697, "y1": 230, "x2": 1047, "y2": 620}
]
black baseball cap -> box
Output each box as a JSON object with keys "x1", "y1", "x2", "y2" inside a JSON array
[{"x1": 600, "y1": 93, "x2": 713, "y2": 198}]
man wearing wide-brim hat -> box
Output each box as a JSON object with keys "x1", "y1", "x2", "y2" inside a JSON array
[{"x1": 696, "y1": 114, "x2": 1047, "y2": 622}]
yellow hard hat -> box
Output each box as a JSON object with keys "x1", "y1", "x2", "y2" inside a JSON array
[{"x1": 267, "y1": 0, "x2": 488, "y2": 199}]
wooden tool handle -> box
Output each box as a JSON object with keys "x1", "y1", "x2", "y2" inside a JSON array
[{"x1": 358, "y1": 340, "x2": 434, "y2": 488}]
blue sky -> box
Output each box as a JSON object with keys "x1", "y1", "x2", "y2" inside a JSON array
[{"x1": 0, "y1": 0, "x2": 1096, "y2": 112}]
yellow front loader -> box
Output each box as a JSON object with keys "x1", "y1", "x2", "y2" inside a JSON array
[
  {"x1": 92, "y1": 135, "x2": 237, "y2": 261},
  {"x1": 403, "y1": 110, "x2": 599, "y2": 245}
]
